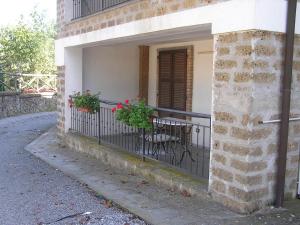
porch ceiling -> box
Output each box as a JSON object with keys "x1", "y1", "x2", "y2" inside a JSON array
[{"x1": 75, "y1": 24, "x2": 212, "y2": 48}]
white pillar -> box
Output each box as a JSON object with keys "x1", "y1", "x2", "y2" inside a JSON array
[{"x1": 64, "y1": 47, "x2": 83, "y2": 132}]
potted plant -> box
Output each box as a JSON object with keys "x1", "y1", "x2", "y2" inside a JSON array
[
  {"x1": 112, "y1": 99, "x2": 154, "y2": 130},
  {"x1": 73, "y1": 90, "x2": 100, "y2": 113}
]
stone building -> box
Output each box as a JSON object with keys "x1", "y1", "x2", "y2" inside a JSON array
[{"x1": 55, "y1": 0, "x2": 300, "y2": 213}]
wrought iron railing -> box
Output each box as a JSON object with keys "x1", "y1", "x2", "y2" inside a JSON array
[
  {"x1": 70, "y1": 98, "x2": 211, "y2": 179},
  {"x1": 73, "y1": 0, "x2": 132, "y2": 20},
  {"x1": 0, "y1": 72, "x2": 57, "y2": 94}
]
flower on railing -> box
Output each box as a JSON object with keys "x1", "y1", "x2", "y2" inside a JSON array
[
  {"x1": 112, "y1": 99, "x2": 154, "y2": 130},
  {"x1": 111, "y1": 102, "x2": 124, "y2": 112},
  {"x1": 117, "y1": 102, "x2": 124, "y2": 109},
  {"x1": 71, "y1": 90, "x2": 100, "y2": 113}
]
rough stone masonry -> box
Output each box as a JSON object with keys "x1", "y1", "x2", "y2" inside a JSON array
[
  {"x1": 0, "y1": 92, "x2": 56, "y2": 119},
  {"x1": 56, "y1": 0, "x2": 230, "y2": 38},
  {"x1": 56, "y1": 66, "x2": 65, "y2": 136},
  {"x1": 210, "y1": 30, "x2": 300, "y2": 213}
]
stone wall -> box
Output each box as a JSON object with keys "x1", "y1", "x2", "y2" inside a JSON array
[
  {"x1": 57, "y1": 0, "x2": 65, "y2": 39},
  {"x1": 0, "y1": 92, "x2": 57, "y2": 119},
  {"x1": 209, "y1": 30, "x2": 300, "y2": 213},
  {"x1": 57, "y1": 0, "x2": 230, "y2": 39},
  {"x1": 57, "y1": 66, "x2": 65, "y2": 136}
]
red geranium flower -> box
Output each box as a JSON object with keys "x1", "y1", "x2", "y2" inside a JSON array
[
  {"x1": 125, "y1": 99, "x2": 129, "y2": 104},
  {"x1": 117, "y1": 103, "x2": 123, "y2": 109},
  {"x1": 111, "y1": 107, "x2": 116, "y2": 113}
]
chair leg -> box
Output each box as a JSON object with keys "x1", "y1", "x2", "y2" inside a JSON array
[
  {"x1": 162, "y1": 143, "x2": 166, "y2": 152},
  {"x1": 156, "y1": 143, "x2": 160, "y2": 160},
  {"x1": 179, "y1": 148, "x2": 195, "y2": 165},
  {"x1": 147, "y1": 141, "x2": 150, "y2": 155},
  {"x1": 170, "y1": 142, "x2": 177, "y2": 165},
  {"x1": 151, "y1": 143, "x2": 158, "y2": 158}
]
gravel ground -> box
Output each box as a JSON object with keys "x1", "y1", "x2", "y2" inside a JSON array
[{"x1": 0, "y1": 113, "x2": 146, "y2": 225}]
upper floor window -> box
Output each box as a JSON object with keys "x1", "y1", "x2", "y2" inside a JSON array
[{"x1": 72, "y1": 0, "x2": 132, "y2": 20}]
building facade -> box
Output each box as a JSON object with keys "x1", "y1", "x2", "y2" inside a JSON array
[{"x1": 56, "y1": 0, "x2": 300, "y2": 213}]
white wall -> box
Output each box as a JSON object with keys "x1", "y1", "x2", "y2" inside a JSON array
[
  {"x1": 148, "y1": 39, "x2": 213, "y2": 115},
  {"x1": 82, "y1": 45, "x2": 139, "y2": 102},
  {"x1": 65, "y1": 47, "x2": 83, "y2": 132}
]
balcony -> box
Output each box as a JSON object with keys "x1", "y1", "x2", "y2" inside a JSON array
[
  {"x1": 69, "y1": 98, "x2": 211, "y2": 179},
  {"x1": 73, "y1": 0, "x2": 132, "y2": 20}
]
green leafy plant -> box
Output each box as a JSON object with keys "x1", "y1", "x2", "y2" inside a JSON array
[
  {"x1": 112, "y1": 99, "x2": 154, "y2": 130},
  {"x1": 0, "y1": 8, "x2": 56, "y2": 74},
  {"x1": 73, "y1": 90, "x2": 100, "y2": 113}
]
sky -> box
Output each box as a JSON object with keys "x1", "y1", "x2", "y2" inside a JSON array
[{"x1": 0, "y1": 0, "x2": 56, "y2": 26}]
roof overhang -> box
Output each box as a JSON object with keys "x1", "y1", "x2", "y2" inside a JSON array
[{"x1": 56, "y1": 0, "x2": 300, "y2": 65}]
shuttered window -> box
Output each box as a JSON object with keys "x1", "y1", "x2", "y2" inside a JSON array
[{"x1": 158, "y1": 49, "x2": 187, "y2": 114}]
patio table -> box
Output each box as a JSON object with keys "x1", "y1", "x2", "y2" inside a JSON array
[{"x1": 152, "y1": 117, "x2": 194, "y2": 165}]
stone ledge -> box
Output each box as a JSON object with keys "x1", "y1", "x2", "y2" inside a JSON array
[
  {"x1": 64, "y1": 131, "x2": 208, "y2": 199},
  {"x1": 0, "y1": 91, "x2": 20, "y2": 96},
  {"x1": 19, "y1": 93, "x2": 42, "y2": 98},
  {"x1": 0, "y1": 91, "x2": 42, "y2": 98}
]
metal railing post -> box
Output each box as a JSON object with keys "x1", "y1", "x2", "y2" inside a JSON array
[
  {"x1": 98, "y1": 108, "x2": 101, "y2": 144},
  {"x1": 14, "y1": 76, "x2": 17, "y2": 91},
  {"x1": 142, "y1": 128, "x2": 146, "y2": 162},
  {"x1": 275, "y1": 0, "x2": 297, "y2": 208},
  {"x1": 0, "y1": 69, "x2": 4, "y2": 92}
]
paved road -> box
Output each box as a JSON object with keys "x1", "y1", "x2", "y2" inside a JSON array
[{"x1": 0, "y1": 113, "x2": 145, "y2": 225}]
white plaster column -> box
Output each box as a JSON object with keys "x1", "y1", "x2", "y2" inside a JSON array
[{"x1": 64, "y1": 47, "x2": 83, "y2": 132}]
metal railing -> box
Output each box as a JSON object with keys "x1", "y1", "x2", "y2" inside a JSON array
[
  {"x1": 70, "y1": 98, "x2": 211, "y2": 179},
  {"x1": 73, "y1": 0, "x2": 132, "y2": 20},
  {"x1": 0, "y1": 72, "x2": 57, "y2": 94}
]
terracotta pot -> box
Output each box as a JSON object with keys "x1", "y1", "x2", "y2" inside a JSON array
[{"x1": 78, "y1": 107, "x2": 92, "y2": 113}]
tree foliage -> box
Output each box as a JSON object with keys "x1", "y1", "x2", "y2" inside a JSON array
[{"x1": 0, "y1": 9, "x2": 56, "y2": 74}]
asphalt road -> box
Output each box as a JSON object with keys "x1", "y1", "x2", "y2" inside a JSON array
[{"x1": 0, "y1": 113, "x2": 145, "y2": 225}]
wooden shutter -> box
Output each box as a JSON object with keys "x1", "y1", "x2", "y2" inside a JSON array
[
  {"x1": 173, "y1": 50, "x2": 187, "y2": 111},
  {"x1": 158, "y1": 49, "x2": 187, "y2": 115},
  {"x1": 158, "y1": 52, "x2": 172, "y2": 109},
  {"x1": 139, "y1": 46, "x2": 149, "y2": 103}
]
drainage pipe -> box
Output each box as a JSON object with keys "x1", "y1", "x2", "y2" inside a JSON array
[
  {"x1": 297, "y1": 147, "x2": 300, "y2": 199},
  {"x1": 275, "y1": 0, "x2": 297, "y2": 208}
]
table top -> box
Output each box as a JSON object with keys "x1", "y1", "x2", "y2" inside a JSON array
[{"x1": 153, "y1": 117, "x2": 192, "y2": 126}]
